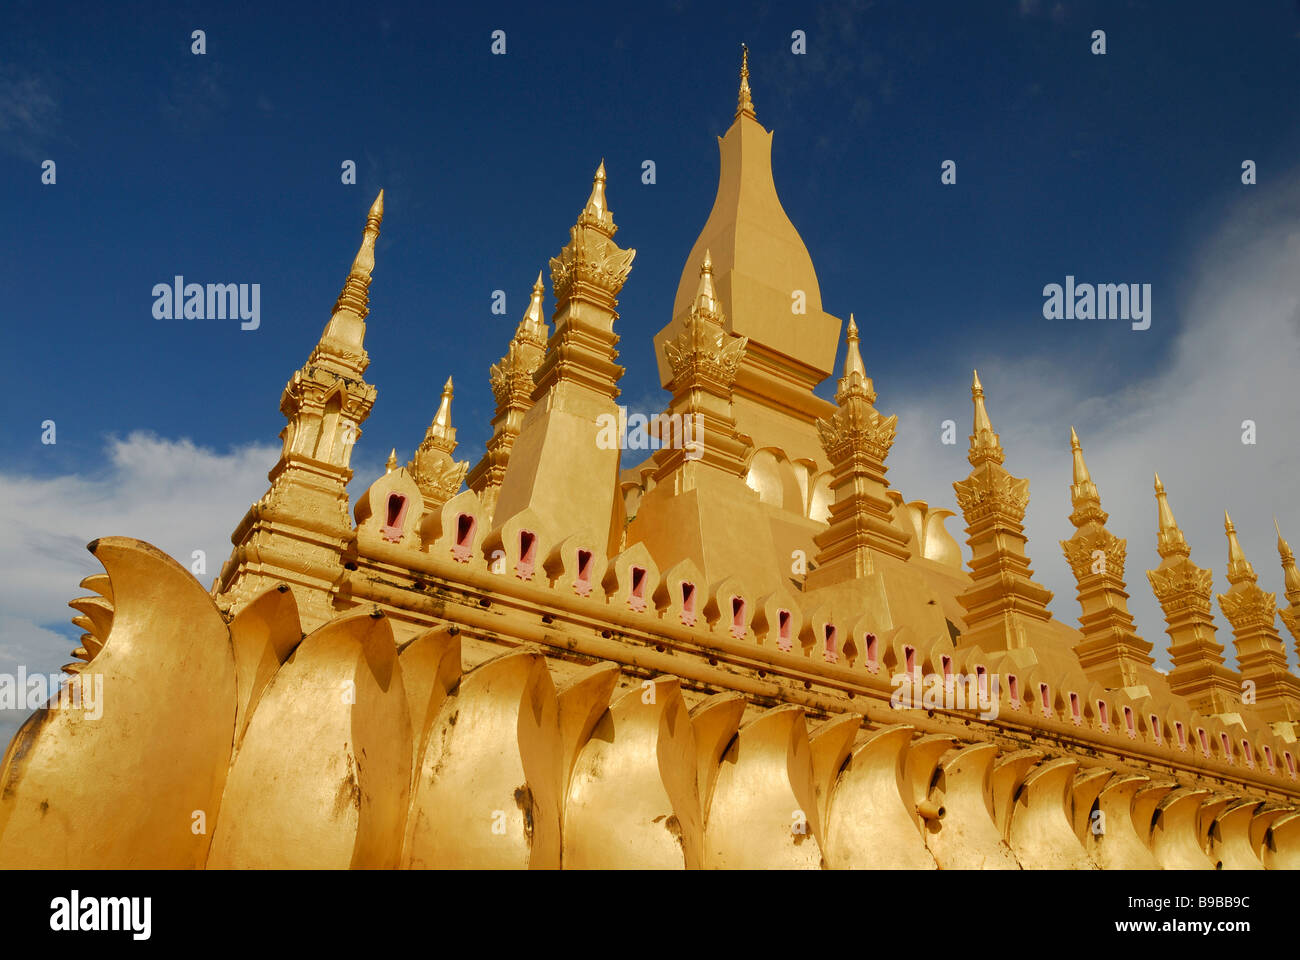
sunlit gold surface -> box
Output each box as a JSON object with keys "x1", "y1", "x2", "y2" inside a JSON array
[{"x1": 3, "y1": 48, "x2": 1299, "y2": 870}]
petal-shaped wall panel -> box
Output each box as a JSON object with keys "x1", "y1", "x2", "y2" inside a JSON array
[{"x1": 0, "y1": 538, "x2": 235, "y2": 868}]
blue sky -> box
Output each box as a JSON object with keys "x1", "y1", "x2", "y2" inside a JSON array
[{"x1": 3, "y1": 0, "x2": 1300, "y2": 730}]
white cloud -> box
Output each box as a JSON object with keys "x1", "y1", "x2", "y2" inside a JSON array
[
  {"x1": 887, "y1": 178, "x2": 1300, "y2": 674},
  {"x1": 0, "y1": 433, "x2": 280, "y2": 738},
  {"x1": 0, "y1": 432, "x2": 396, "y2": 743}
]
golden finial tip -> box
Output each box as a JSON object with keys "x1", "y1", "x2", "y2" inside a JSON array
[
  {"x1": 443, "y1": 376, "x2": 454, "y2": 393},
  {"x1": 370, "y1": 189, "x2": 384, "y2": 218},
  {"x1": 971, "y1": 369, "x2": 983, "y2": 391},
  {"x1": 736, "y1": 42, "x2": 756, "y2": 119},
  {"x1": 534, "y1": 269, "x2": 544, "y2": 289},
  {"x1": 1154, "y1": 471, "x2": 1163, "y2": 490},
  {"x1": 1069, "y1": 425, "x2": 1080, "y2": 447},
  {"x1": 1224, "y1": 510, "x2": 1234, "y2": 530},
  {"x1": 846, "y1": 314, "x2": 859, "y2": 337},
  {"x1": 595, "y1": 159, "x2": 606, "y2": 180}
]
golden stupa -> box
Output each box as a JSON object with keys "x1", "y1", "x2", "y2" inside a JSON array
[{"x1": 3, "y1": 49, "x2": 1299, "y2": 870}]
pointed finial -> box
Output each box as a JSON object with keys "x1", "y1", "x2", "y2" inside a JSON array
[
  {"x1": 694, "y1": 249, "x2": 719, "y2": 314},
  {"x1": 736, "y1": 44, "x2": 756, "y2": 120},
  {"x1": 1069, "y1": 426, "x2": 1090, "y2": 482},
  {"x1": 1152, "y1": 472, "x2": 1188, "y2": 558},
  {"x1": 968, "y1": 369, "x2": 1005, "y2": 466},
  {"x1": 523, "y1": 271, "x2": 546, "y2": 327},
  {"x1": 1224, "y1": 510, "x2": 1257, "y2": 584},
  {"x1": 329, "y1": 190, "x2": 385, "y2": 323},
  {"x1": 434, "y1": 375, "x2": 454, "y2": 425},
  {"x1": 843, "y1": 314, "x2": 866, "y2": 380},
  {"x1": 1066, "y1": 427, "x2": 1102, "y2": 520},
  {"x1": 1276, "y1": 518, "x2": 1300, "y2": 595},
  {"x1": 581, "y1": 160, "x2": 613, "y2": 229},
  {"x1": 350, "y1": 189, "x2": 384, "y2": 279},
  {"x1": 833, "y1": 313, "x2": 874, "y2": 403},
  {"x1": 386, "y1": 448, "x2": 397, "y2": 474}
]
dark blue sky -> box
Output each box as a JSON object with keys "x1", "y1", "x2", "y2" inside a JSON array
[{"x1": 4, "y1": 0, "x2": 1299, "y2": 476}]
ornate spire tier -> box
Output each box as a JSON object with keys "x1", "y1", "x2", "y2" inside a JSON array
[
  {"x1": 651, "y1": 251, "x2": 750, "y2": 479},
  {"x1": 492, "y1": 163, "x2": 635, "y2": 554},
  {"x1": 1059, "y1": 429, "x2": 1156, "y2": 688},
  {"x1": 466, "y1": 272, "x2": 550, "y2": 523},
  {"x1": 624, "y1": 251, "x2": 785, "y2": 594},
  {"x1": 1145, "y1": 475, "x2": 1240, "y2": 713},
  {"x1": 951, "y1": 371, "x2": 1054, "y2": 652},
  {"x1": 805, "y1": 316, "x2": 911, "y2": 588},
  {"x1": 408, "y1": 376, "x2": 469, "y2": 513},
  {"x1": 1218, "y1": 512, "x2": 1300, "y2": 723},
  {"x1": 215, "y1": 191, "x2": 384, "y2": 627},
  {"x1": 653, "y1": 47, "x2": 840, "y2": 469}
]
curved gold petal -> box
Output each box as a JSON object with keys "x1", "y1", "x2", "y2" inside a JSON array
[
  {"x1": 808, "y1": 713, "x2": 861, "y2": 834},
  {"x1": 1088, "y1": 774, "x2": 1160, "y2": 869},
  {"x1": 78, "y1": 572, "x2": 113, "y2": 604},
  {"x1": 825, "y1": 724, "x2": 935, "y2": 869},
  {"x1": 1150, "y1": 788, "x2": 1216, "y2": 869},
  {"x1": 925, "y1": 742, "x2": 1019, "y2": 869},
  {"x1": 402, "y1": 647, "x2": 561, "y2": 869},
  {"x1": 1263, "y1": 811, "x2": 1300, "y2": 869},
  {"x1": 397, "y1": 624, "x2": 462, "y2": 783},
  {"x1": 903, "y1": 733, "x2": 955, "y2": 833},
  {"x1": 1069, "y1": 767, "x2": 1114, "y2": 843},
  {"x1": 208, "y1": 608, "x2": 410, "y2": 868},
  {"x1": 563, "y1": 676, "x2": 701, "y2": 869},
  {"x1": 0, "y1": 537, "x2": 235, "y2": 868},
  {"x1": 1007, "y1": 757, "x2": 1094, "y2": 869},
  {"x1": 1249, "y1": 803, "x2": 1294, "y2": 857},
  {"x1": 228, "y1": 583, "x2": 302, "y2": 750},
  {"x1": 555, "y1": 662, "x2": 620, "y2": 802},
  {"x1": 703, "y1": 704, "x2": 823, "y2": 868},
  {"x1": 990, "y1": 748, "x2": 1043, "y2": 840},
  {"x1": 1211, "y1": 799, "x2": 1264, "y2": 870},
  {"x1": 68, "y1": 595, "x2": 113, "y2": 641},
  {"x1": 689, "y1": 692, "x2": 745, "y2": 829}
]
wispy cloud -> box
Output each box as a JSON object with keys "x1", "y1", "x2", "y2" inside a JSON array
[
  {"x1": 0, "y1": 433, "x2": 278, "y2": 741},
  {"x1": 0, "y1": 66, "x2": 59, "y2": 163}
]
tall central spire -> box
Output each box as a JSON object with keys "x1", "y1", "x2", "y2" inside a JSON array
[{"x1": 654, "y1": 45, "x2": 841, "y2": 470}]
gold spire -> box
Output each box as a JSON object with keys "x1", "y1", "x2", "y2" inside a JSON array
[
  {"x1": 844, "y1": 315, "x2": 866, "y2": 379},
  {"x1": 433, "y1": 376, "x2": 454, "y2": 436},
  {"x1": 1066, "y1": 427, "x2": 1105, "y2": 525},
  {"x1": 968, "y1": 370, "x2": 1005, "y2": 466},
  {"x1": 1277, "y1": 518, "x2": 1300, "y2": 595},
  {"x1": 736, "y1": 44, "x2": 755, "y2": 119},
  {"x1": 695, "y1": 250, "x2": 719, "y2": 314},
  {"x1": 1224, "y1": 511, "x2": 1257, "y2": 584},
  {"x1": 519, "y1": 270, "x2": 548, "y2": 341},
  {"x1": 385, "y1": 448, "x2": 397, "y2": 474},
  {"x1": 580, "y1": 160, "x2": 614, "y2": 233},
  {"x1": 834, "y1": 314, "x2": 874, "y2": 403},
  {"x1": 1153, "y1": 472, "x2": 1189, "y2": 558},
  {"x1": 332, "y1": 189, "x2": 384, "y2": 320}
]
